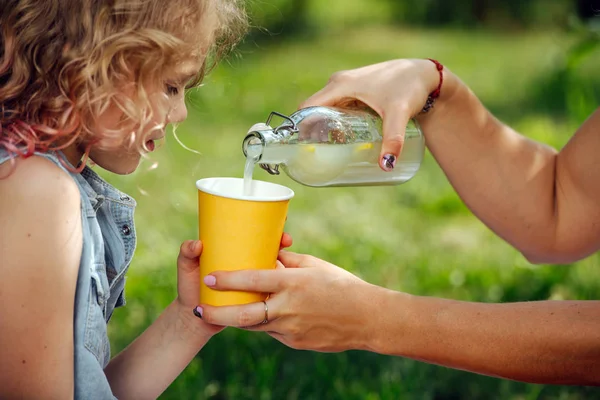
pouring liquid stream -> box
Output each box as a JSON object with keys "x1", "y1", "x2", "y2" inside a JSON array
[{"x1": 243, "y1": 144, "x2": 261, "y2": 196}]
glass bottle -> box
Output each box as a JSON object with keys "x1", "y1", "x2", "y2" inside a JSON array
[{"x1": 242, "y1": 106, "x2": 425, "y2": 187}]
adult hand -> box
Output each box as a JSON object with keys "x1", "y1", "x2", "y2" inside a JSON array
[
  {"x1": 300, "y1": 59, "x2": 447, "y2": 171},
  {"x1": 197, "y1": 250, "x2": 386, "y2": 352}
]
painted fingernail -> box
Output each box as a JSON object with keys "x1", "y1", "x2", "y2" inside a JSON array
[
  {"x1": 193, "y1": 306, "x2": 203, "y2": 319},
  {"x1": 204, "y1": 275, "x2": 216, "y2": 286},
  {"x1": 382, "y1": 154, "x2": 396, "y2": 171}
]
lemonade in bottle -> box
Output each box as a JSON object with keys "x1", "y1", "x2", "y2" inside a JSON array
[{"x1": 242, "y1": 106, "x2": 425, "y2": 187}]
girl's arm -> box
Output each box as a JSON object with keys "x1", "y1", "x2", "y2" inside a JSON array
[{"x1": 104, "y1": 240, "x2": 223, "y2": 399}]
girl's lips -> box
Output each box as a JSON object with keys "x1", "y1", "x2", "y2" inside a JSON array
[
  {"x1": 145, "y1": 140, "x2": 155, "y2": 151},
  {"x1": 145, "y1": 135, "x2": 164, "y2": 152}
]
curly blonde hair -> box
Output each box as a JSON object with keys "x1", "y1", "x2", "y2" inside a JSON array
[{"x1": 0, "y1": 0, "x2": 246, "y2": 167}]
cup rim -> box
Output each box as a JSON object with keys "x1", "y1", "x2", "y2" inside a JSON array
[{"x1": 196, "y1": 177, "x2": 295, "y2": 202}]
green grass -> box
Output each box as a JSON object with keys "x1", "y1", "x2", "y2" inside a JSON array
[{"x1": 101, "y1": 25, "x2": 600, "y2": 399}]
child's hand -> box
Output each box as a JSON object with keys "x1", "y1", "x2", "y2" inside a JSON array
[
  {"x1": 280, "y1": 232, "x2": 293, "y2": 249},
  {"x1": 175, "y1": 240, "x2": 224, "y2": 337},
  {"x1": 176, "y1": 233, "x2": 293, "y2": 336}
]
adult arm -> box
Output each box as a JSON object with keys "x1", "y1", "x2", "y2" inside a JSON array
[
  {"x1": 301, "y1": 59, "x2": 600, "y2": 263},
  {"x1": 200, "y1": 251, "x2": 600, "y2": 386}
]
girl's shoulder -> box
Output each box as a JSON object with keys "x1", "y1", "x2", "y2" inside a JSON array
[
  {"x1": 0, "y1": 154, "x2": 81, "y2": 213},
  {"x1": 0, "y1": 154, "x2": 83, "y2": 270}
]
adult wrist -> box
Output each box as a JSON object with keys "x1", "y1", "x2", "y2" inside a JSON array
[
  {"x1": 416, "y1": 61, "x2": 460, "y2": 123},
  {"x1": 360, "y1": 285, "x2": 414, "y2": 355},
  {"x1": 419, "y1": 59, "x2": 444, "y2": 114}
]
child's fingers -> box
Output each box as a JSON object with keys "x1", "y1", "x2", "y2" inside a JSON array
[
  {"x1": 280, "y1": 232, "x2": 293, "y2": 249},
  {"x1": 177, "y1": 240, "x2": 202, "y2": 271}
]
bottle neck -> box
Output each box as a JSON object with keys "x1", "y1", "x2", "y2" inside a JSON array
[
  {"x1": 242, "y1": 129, "x2": 273, "y2": 163},
  {"x1": 242, "y1": 128, "x2": 292, "y2": 165}
]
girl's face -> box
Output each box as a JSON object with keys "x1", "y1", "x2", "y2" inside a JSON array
[{"x1": 67, "y1": 61, "x2": 199, "y2": 175}]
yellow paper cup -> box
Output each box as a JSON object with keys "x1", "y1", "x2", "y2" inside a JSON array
[{"x1": 196, "y1": 177, "x2": 294, "y2": 306}]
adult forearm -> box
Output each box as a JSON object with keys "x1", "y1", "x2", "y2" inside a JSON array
[
  {"x1": 105, "y1": 301, "x2": 212, "y2": 399},
  {"x1": 417, "y1": 73, "x2": 559, "y2": 261},
  {"x1": 369, "y1": 290, "x2": 600, "y2": 385}
]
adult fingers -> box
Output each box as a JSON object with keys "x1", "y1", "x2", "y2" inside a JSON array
[
  {"x1": 303, "y1": 84, "x2": 410, "y2": 173},
  {"x1": 379, "y1": 106, "x2": 412, "y2": 172},
  {"x1": 204, "y1": 268, "x2": 285, "y2": 293},
  {"x1": 299, "y1": 85, "x2": 344, "y2": 109},
  {"x1": 277, "y1": 250, "x2": 312, "y2": 269},
  {"x1": 299, "y1": 70, "x2": 367, "y2": 110},
  {"x1": 199, "y1": 296, "x2": 282, "y2": 328},
  {"x1": 275, "y1": 260, "x2": 286, "y2": 270}
]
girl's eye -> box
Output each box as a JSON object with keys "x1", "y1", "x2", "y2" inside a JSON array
[{"x1": 166, "y1": 84, "x2": 179, "y2": 96}]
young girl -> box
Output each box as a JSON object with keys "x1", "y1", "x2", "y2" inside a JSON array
[{"x1": 0, "y1": 1, "x2": 286, "y2": 398}]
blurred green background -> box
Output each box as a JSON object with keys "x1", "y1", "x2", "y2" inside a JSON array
[{"x1": 102, "y1": 0, "x2": 600, "y2": 398}]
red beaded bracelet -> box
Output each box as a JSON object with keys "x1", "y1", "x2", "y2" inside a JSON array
[{"x1": 420, "y1": 58, "x2": 444, "y2": 114}]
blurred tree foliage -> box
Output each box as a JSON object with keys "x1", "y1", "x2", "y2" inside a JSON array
[
  {"x1": 530, "y1": 26, "x2": 600, "y2": 122},
  {"x1": 245, "y1": 0, "x2": 599, "y2": 123},
  {"x1": 246, "y1": 0, "x2": 310, "y2": 41},
  {"x1": 246, "y1": 0, "x2": 597, "y2": 41},
  {"x1": 384, "y1": 0, "x2": 575, "y2": 28}
]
